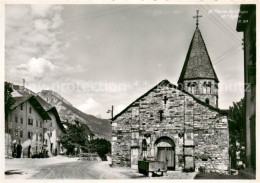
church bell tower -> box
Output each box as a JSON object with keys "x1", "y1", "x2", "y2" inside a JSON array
[{"x1": 178, "y1": 10, "x2": 219, "y2": 108}]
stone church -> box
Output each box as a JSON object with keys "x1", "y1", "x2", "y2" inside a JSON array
[{"x1": 111, "y1": 18, "x2": 230, "y2": 174}]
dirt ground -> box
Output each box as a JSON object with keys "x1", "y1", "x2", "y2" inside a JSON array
[{"x1": 5, "y1": 156, "x2": 196, "y2": 179}]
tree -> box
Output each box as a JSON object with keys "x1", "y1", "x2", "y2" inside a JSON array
[
  {"x1": 5, "y1": 82, "x2": 15, "y2": 122},
  {"x1": 228, "y1": 98, "x2": 246, "y2": 169},
  {"x1": 59, "y1": 121, "x2": 90, "y2": 155},
  {"x1": 90, "y1": 138, "x2": 111, "y2": 161}
]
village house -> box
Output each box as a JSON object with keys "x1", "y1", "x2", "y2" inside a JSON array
[
  {"x1": 5, "y1": 94, "x2": 66, "y2": 158},
  {"x1": 236, "y1": 4, "x2": 256, "y2": 178},
  {"x1": 6, "y1": 95, "x2": 50, "y2": 157},
  {"x1": 35, "y1": 96, "x2": 66, "y2": 156},
  {"x1": 111, "y1": 20, "x2": 230, "y2": 174}
]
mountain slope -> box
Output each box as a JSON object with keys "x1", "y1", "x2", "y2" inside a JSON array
[
  {"x1": 9, "y1": 83, "x2": 111, "y2": 140},
  {"x1": 38, "y1": 90, "x2": 111, "y2": 139}
]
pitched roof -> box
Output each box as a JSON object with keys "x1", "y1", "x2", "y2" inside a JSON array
[
  {"x1": 47, "y1": 107, "x2": 66, "y2": 133},
  {"x1": 11, "y1": 95, "x2": 51, "y2": 120},
  {"x1": 34, "y1": 95, "x2": 53, "y2": 111},
  {"x1": 178, "y1": 28, "x2": 219, "y2": 84},
  {"x1": 11, "y1": 95, "x2": 32, "y2": 109},
  {"x1": 34, "y1": 95, "x2": 66, "y2": 133},
  {"x1": 112, "y1": 79, "x2": 227, "y2": 120}
]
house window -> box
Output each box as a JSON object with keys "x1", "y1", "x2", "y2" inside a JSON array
[
  {"x1": 36, "y1": 121, "x2": 38, "y2": 127},
  {"x1": 28, "y1": 118, "x2": 33, "y2": 126},
  {"x1": 20, "y1": 130, "x2": 23, "y2": 138},
  {"x1": 158, "y1": 110, "x2": 164, "y2": 121},
  {"x1": 28, "y1": 132, "x2": 33, "y2": 139},
  {"x1": 206, "y1": 82, "x2": 211, "y2": 94},
  {"x1": 36, "y1": 132, "x2": 38, "y2": 141},
  {"x1": 29, "y1": 107, "x2": 32, "y2": 113},
  {"x1": 15, "y1": 116, "x2": 18, "y2": 123},
  {"x1": 40, "y1": 121, "x2": 43, "y2": 128},
  {"x1": 36, "y1": 146, "x2": 38, "y2": 153},
  {"x1": 205, "y1": 98, "x2": 209, "y2": 105},
  {"x1": 203, "y1": 82, "x2": 207, "y2": 94},
  {"x1": 191, "y1": 82, "x2": 197, "y2": 94},
  {"x1": 50, "y1": 122, "x2": 52, "y2": 127},
  {"x1": 20, "y1": 104, "x2": 23, "y2": 111},
  {"x1": 150, "y1": 112, "x2": 154, "y2": 118},
  {"x1": 187, "y1": 83, "x2": 191, "y2": 93},
  {"x1": 20, "y1": 117, "x2": 23, "y2": 124}
]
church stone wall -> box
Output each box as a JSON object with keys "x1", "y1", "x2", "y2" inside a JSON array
[
  {"x1": 183, "y1": 79, "x2": 218, "y2": 107},
  {"x1": 112, "y1": 83, "x2": 229, "y2": 174}
]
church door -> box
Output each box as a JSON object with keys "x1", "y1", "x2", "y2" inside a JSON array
[{"x1": 157, "y1": 147, "x2": 175, "y2": 170}]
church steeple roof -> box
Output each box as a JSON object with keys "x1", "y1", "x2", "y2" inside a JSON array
[{"x1": 178, "y1": 28, "x2": 219, "y2": 84}]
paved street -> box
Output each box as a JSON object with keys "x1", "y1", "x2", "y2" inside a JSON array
[{"x1": 5, "y1": 156, "x2": 196, "y2": 179}]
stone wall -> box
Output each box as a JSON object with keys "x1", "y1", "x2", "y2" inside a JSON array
[
  {"x1": 112, "y1": 81, "x2": 229, "y2": 174},
  {"x1": 183, "y1": 79, "x2": 218, "y2": 108}
]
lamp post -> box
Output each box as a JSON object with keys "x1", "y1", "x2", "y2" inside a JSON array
[{"x1": 107, "y1": 105, "x2": 114, "y2": 124}]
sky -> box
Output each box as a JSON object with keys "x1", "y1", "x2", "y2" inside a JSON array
[{"x1": 5, "y1": 4, "x2": 244, "y2": 119}]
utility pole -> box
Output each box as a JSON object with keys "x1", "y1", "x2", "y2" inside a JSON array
[{"x1": 107, "y1": 105, "x2": 114, "y2": 124}]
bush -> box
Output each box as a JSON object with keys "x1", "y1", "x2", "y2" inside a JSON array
[{"x1": 90, "y1": 138, "x2": 111, "y2": 161}]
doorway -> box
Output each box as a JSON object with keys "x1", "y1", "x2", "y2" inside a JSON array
[
  {"x1": 157, "y1": 147, "x2": 175, "y2": 170},
  {"x1": 155, "y1": 136, "x2": 175, "y2": 170}
]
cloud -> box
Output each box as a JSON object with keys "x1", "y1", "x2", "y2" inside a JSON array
[
  {"x1": 30, "y1": 5, "x2": 52, "y2": 17},
  {"x1": 16, "y1": 57, "x2": 56, "y2": 80},
  {"x1": 5, "y1": 4, "x2": 65, "y2": 82},
  {"x1": 50, "y1": 13, "x2": 63, "y2": 29},
  {"x1": 78, "y1": 98, "x2": 101, "y2": 114},
  {"x1": 34, "y1": 19, "x2": 50, "y2": 31},
  {"x1": 114, "y1": 104, "x2": 126, "y2": 115},
  {"x1": 5, "y1": 5, "x2": 30, "y2": 22}
]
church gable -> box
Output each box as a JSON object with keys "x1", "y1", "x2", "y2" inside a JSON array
[{"x1": 113, "y1": 79, "x2": 225, "y2": 121}]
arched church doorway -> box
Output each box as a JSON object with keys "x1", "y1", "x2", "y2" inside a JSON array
[{"x1": 154, "y1": 136, "x2": 175, "y2": 170}]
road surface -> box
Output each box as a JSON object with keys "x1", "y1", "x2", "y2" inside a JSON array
[
  {"x1": 31, "y1": 161, "x2": 131, "y2": 179},
  {"x1": 5, "y1": 156, "x2": 196, "y2": 179}
]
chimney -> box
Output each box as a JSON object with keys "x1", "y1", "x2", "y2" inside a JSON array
[
  {"x1": 10, "y1": 83, "x2": 14, "y2": 90},
  {"x1": 22, "y1": 79, "x2": 25, "y2": 89}
]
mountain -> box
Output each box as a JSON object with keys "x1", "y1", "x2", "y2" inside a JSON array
[
  {"x1": 38, "y1": 90, "x2": 111, "y2": 139},
  {"x1": 9, "y1": 83, "x2": 111, "y2": 140},
  {"x1": 39, "y1": 90, "x2": 73, "y2": 107}
]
